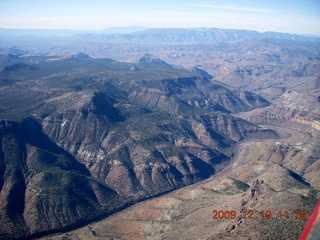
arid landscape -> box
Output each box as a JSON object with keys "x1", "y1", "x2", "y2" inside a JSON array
[
  {"x1": 42, "y1": 121, "x2": 319, "y2": 240},
  {"x1": 0, "y1": 26, "x2": 319, "y2": 240}
]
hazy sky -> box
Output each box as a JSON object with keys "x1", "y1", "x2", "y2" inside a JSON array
[{"x1": 0, "y1": 0, "x2": 319, "y2": 34}]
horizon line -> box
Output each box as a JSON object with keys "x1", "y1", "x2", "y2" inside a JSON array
[{"x1": 0, "y1": 26, "x2": 319, "y2": 37}]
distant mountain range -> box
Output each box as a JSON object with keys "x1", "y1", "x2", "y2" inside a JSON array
[
  {"x1": 0, "y1": 27, "x2": 319, "y2": 43},
  {"x1": 0, "y1": 26, "x2": 148, "y2": 38},
  {"x1": 96, "y1": 28, "x2": 319, "y2": 43}
]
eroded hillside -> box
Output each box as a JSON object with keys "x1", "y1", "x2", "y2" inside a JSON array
[
  {"x1": 43, "y1": 124, "x2": 320, "y2": 240},
  {"x1": 0, "y1": 28, "x2": 319, "y2": 239},
  {"x1": 0, "y1": 56, "x2": 279, "y2": 239}
]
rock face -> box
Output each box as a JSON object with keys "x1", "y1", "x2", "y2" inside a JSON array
[
  {"x1": 0, "y1": 119, "x2": 125, "y2": 239},
  {"x1": 41, "y1": 90, "x2": 258, "y2": 198},
  {"x1": 238, "y1": 103, "x2": 320, "y2": 131},
  {"x1": 128, "y1": 76, "x2": 270, "y2": 115},
  {"x1": 223, "y1": 179, "x2": 265, "y2": 233},
  {"x1": 0, "y1": 57, "x2": 278, "y2": 239}
]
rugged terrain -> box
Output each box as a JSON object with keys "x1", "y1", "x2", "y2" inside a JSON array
[
  {"x1": 43, "y1": 124, "x2": 320, "y2": 240},
  {"x1": 42, "y1": 97, "x2": 320, "y2": 240},
  {"x1": 0, "y1": 28, "x2": 319, "y2": 239},
  {"x1": 0, "y1": 54, "x2": 278, "y2": 239}
]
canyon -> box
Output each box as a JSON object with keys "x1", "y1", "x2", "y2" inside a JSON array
[{"x1": 0, "y1": 28, "x2": 319, "y2": 239}]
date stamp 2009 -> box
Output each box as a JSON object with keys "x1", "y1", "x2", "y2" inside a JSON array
[{"x1": 212, "y1": 209, "x2": 309, "y2": 220}]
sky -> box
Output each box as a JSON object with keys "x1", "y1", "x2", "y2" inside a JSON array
[{"x1": 0, "y1": 0, "x2": 319, "y2": 35}]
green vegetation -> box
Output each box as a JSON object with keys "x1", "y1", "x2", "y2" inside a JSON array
[
  {"x1": 302, "y1": 188, "x2": 319, "y2": 208},
  {"x1": 231, "y1": 178, "x2": 250, "y2": 191},
  {"x1": 259, "y1": 218, "x2": 307, "y2": 240}
]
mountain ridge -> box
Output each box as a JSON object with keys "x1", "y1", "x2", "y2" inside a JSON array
[
  {"x1": 0, "y1": 27, "x2": 319, "y2": 239},
  {"x1": 0, "y1": 27, "x2": 318, "y2": 41},
  {"x1": 0, "y1": 56, "x2": 281, "y2": 239}
]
